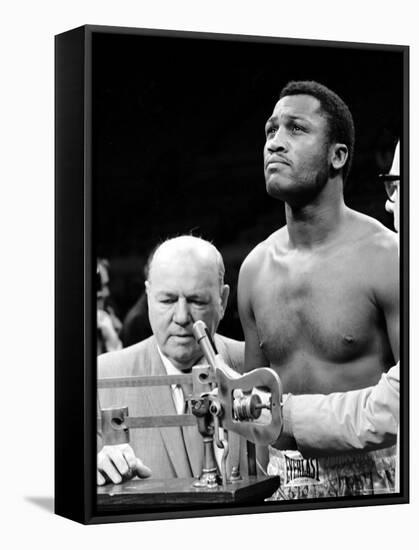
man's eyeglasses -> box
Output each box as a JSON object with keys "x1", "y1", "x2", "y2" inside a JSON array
[{"x1": 379, "y1": 174, "x2": 400, "y2": 203}]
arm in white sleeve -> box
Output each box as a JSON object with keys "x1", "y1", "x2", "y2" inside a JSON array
[{"x1": 282, "y1": 363, "x2": 399, "y2": 457}]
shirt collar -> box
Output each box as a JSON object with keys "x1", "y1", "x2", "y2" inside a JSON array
[
  {"x1": 156, "y1": 346, "x2": 205, "y2": 378},
  {"x1": 157, "y1": 346, "x2": 185, "y2": 377}
]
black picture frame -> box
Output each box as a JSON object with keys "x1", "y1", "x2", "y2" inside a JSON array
[{"x1": 55, "y1": 24, "x2": 409, "y2": 524}]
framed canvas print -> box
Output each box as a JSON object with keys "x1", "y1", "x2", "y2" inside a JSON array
[{"x1": 55, "y1": 24, "x2": 409, "y2": 524}]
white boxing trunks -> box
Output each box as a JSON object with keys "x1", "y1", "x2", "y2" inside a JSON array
[{"x1": 267, "y1": 445, "x2": 397, "y2": 500}]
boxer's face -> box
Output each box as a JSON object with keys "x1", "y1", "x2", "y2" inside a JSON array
[
  {"x1": 146, "y1": 251, "x2": 228, "y2": 371},
  {"x1": 264, "y1": 94, "x2": 334, "y2": 205}
]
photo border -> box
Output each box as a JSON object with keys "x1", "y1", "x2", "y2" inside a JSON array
[{"x1": 55, "y1": 24, "x2": 409, "y2": 524}]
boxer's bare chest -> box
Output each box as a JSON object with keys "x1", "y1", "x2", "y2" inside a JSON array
[{"x1": 252, "y1": 242, "x2": 380, "y2": 367}]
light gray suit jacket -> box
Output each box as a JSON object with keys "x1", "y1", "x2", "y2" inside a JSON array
[{"x1": 98, "y1": 334, "x2": 246, "y2": 479}]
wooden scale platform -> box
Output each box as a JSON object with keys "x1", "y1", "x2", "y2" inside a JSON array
[{"x1": 97, "y1": 475, "x2": 281, "y2": 511}]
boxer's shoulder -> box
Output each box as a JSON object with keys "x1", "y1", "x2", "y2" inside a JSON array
[
  {"x1": 346, "y1": 209, "x2": 397, "y2": 249},
  {"x1": 241, "y1": 226, "x2": 288, "y2": 273}
]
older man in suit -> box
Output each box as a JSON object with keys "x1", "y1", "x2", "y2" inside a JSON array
[{"x1": 97, "y1": 236, "x2": 244, "y2": 485}]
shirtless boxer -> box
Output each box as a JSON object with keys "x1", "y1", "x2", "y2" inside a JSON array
[{"x1": 238, "y1": 81, "x2": 399, "y2": 498}]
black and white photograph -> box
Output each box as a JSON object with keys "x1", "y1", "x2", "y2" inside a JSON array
[
  {"x1": 4, "y1": 0, "x2": 419, "y2": 546},
  {"x1": 76, "y1": 26, "x2": 408, "y2": 521}
]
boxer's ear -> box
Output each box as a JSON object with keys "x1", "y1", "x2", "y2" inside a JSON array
[{"x1": 331, "y1": 143, "x2": 348, "y2": 171}]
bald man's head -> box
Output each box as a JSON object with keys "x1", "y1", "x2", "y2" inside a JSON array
[
  {"x1": 145, "y1": 236, "x2": 229, "y2": 370},
  {"x1": 148, "y1": 236, "x2": 225, "y2": 290}
]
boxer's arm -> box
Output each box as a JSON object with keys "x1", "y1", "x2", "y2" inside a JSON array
[
  {"x1": 238, "y1": 255, "x2": 272, "y2": 469},
  {"x1": 281, "y1": 363, "x2": 399, "y2": 457},
  {"x1": 238, "y1": 255, "x2": 270, "y2": 372}
]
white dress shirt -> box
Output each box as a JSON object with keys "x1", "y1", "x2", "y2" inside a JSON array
[{"x1": 157, "y1": 347, "x2": 189, "y2": 414}]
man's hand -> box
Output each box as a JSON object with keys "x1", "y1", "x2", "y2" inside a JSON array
[{"x1": 97, "y1": 443, "x2": 152, "y2": 486}]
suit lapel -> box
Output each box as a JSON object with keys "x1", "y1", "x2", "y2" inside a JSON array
[{"x1": 145, "y1": 340, "x2": 193, "y2": 478}]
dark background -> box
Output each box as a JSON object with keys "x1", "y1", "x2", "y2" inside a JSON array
[{"x1": 93, "y1": 30, "x2": 403, "y2": 341}]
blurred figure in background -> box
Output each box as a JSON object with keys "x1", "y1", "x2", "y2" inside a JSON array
[
  {"x1": 120, "y1": 260, "x2": 152, "y2": 347},
  {"x1": 97, "y1": 258, "x2": 123, "y2": 355}
]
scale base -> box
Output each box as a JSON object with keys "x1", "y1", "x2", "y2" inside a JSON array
[{"x1": 97, "y1": 475, "x2": 280, "y2": 512}]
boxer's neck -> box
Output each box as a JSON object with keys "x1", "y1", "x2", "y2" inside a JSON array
[{"x1": 285, "y1": 184, "x2": 347, "y2": 250}]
